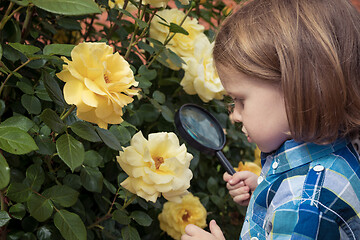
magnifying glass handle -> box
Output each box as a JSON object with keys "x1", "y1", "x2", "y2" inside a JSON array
[{"x1": 215, "y1": 151, "x2": 236, "y2": 175}]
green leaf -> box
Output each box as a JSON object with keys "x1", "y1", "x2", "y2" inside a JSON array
[
  {"x1": 56, "y1": 133, "x2": 84, "y2": 172},
  {"x1": 21, "y1": 94, "x2": 41, "y2": 115},
  {"x1": 42, "y1": 71, "x2": 67, "y2": 107},
  {"x1": 24, "y1": 164, "x2": 45, "y2": 191},
  {"x1": 0, "y1": 45, "x2": 2, "y2": 60},
  {"x1": 0, "y1": 127, "x2": 38, "y2": 154},
  {"x1": 11, "y1": 0, "x2": 30, "y2": 6},
  {"x1": 160, "y1": 105, "x2": 174, "y2": 122},
  {"x1": 138, "y1": 41, "x2": 154, "y2": 54},
  {"x1": 121, "y1": 225, "x2": 140, "y2": 240},
  {"x1": 0, "y1": 211, "x2": 11, "y2": 227},
  {"x1": 152, "y1": 90, "x2": 165, "y2": 104},
  {"x1": 139, "y1": 104, "x2": 160, "y2": 122},
  {"x1": 40, "y1": 109, "x2": 66, "y2": 133},
  {"x1": 63, "y1": 174, "x2": 82, "y2": 190},
  {"x1": 70, "y1": 121, "x2": 101, "y2": 142},
  {"x1": 80, "y1": 166, "x2": 103, "y2": 193},
  {"x1": 207, "y1": 177, "x2": 218, "y2": 195},
  {"x1": 103, "y1": 178, "x2": 116, "y2": 194},
  {"x1": 6, "y1": 182, "x2": 32, "y2": 203},
  {"x1": 54, "y1": 210, "x2": 86, "y2": 240},
  {"x1": 109, "y1": 125, "x2": 132, "y2": 145},
  {"x1": 9, "y1": 203, "x2": 26, "y2": 220},
  {"x1": 0, "y1": 115, "x2": 35, "y2": 132},
  {"x1": 0, "y1": 100, "x2": 5, "y2": 117},
  {"x1": 166, "y1": 48, "x2": 185, "y2": 68},
  {"x1": 138, "y1": 65, "x2": 157, "y2": 80},
  {"x1": 130, "y1": 211, "x2": 153, "y2": 226},
  {"x1": 36, "y1": 225, "x2": 62, "y2": 240},
  {"x1": 112, "y1": 209, "x2": 130, "y2": 225},
  {"x1": 0, "y1": 153, "x2": 10, "y2": 189},
  {"x1": 16, "y1": 81, "x2": 34, "y2": 95},
  {"x1": 27, "y1": 193, "x2": 53, "y2": 222},
  {"x1": 43, "y1": 44, "x2": 75, "y2": 57},
  {"x1": 169, "y1": 22, "x2": 189, "y2": 35},
  {"x1": 32, "y1": 0, "x2": 101, "y2": 15},
  {"x1": 43, "y1": 185, "x2": 79, "y2": 207},
  {"x1": 8, "y1": 43, "x2": 40, "y2": 55},
  {"x1": 35, "y1": 135, "x2": 56, "y2": 155},
  {"x1": 96, "y1": 127, "x2": 121, "y2": 151},
  {"x1": 83, "y1": 150, "x2": 103, "y2": 167}
]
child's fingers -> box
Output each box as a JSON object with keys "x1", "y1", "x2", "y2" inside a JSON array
[
  {"x1": 223, "y1": 172, "x2": 232, "y2": 182},
  {"x1": 226, "y1": 180, "x2": 245, "y2": 190},
  {"x1": 184, "y1": 224, "x2": 199, "y2": 236},
  {"x1": 209, "y1": 220, "x2": 225, "y2": 240},
  {"x1": 233, "y1": 192, "x2": 251, "y2": 206},
  {"x1": 229, "y1": 185, "x2": 250, "y2": 198}
]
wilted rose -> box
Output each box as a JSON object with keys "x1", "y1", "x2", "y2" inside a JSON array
[
  {"x1": 117, "y1": 131, "x2": 193, "y2": 203},
  {"x1": 149, "y1": 8, "x2": 205, "y2": 58},
  {"x1": 56, "y1": 42, "x2": 139, "y2": 129},
  {"x1": 181, "y1": 38, "x2": 226, "y2": 102},
  {"x1": 158, "y1": 193, "x2": 207, "y2": 240}
]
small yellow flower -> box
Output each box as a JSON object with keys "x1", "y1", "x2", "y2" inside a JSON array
[
  {"x1": 117, "y1": 131, "x2": 193, "y2": 203},
  {"x1": 181, "y1": 39, "x2": 226, "y2": 102},
  {"x1": 158, "y1": 193, "x2": 207, "y2": 240},
  {"x1": 150, "y1": 9, "x2": 205, "y2": 59},
  {"x1": 235, "y1": 161, "x2": 261, "y2": 176},
  {"x1": 108, "y1": 0, "x2": 138, "y2": 12},
  {"x1": 144, "y1": 0, "x2": 189, "y2": 8},
  {"x1": 56, "y1": 42, "x2": 139, "y2": 129}
]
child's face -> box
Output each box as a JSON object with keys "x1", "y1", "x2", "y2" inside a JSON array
[{"x1": 218, "y1": 68, "x2": 290, "y2": 153}]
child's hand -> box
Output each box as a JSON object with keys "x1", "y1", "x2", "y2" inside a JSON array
[
  {"x1": 181, "y1": 220, "x2": 225, "y2": 240},
  {"x1": 223, "y1": 171, "x2": 259, "y2": 206}
]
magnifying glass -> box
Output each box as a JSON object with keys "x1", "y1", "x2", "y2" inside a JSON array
[{"x1": 175, "y1": 104, "x2": 236, "y2": 175}]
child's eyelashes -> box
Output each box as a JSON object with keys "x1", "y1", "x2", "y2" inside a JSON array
[{"x1": 226, "y1": 98, "x2": 244, "y2": 113}]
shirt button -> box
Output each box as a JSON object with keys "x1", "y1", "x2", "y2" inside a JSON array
[
  {"x1": 257, "y1": 176, "x2": 264, "y2": 185},
  {"x1": 272, "y1": 161, "x2": 279, "y2": 169},
  {"x1": 313, "y1": 165, "x2": 325, "y2": 172},
  {"x1": 251, "y1": 237, "x2": 259, "y2": 240}
]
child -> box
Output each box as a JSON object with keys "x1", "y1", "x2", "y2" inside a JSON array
[{"x1": 181, "y1": 0, "x2": 360, "y2": 239}]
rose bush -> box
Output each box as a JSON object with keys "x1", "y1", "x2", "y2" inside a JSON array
[{"x1": 0, "y1": 0, "x2": 256, "y2": 239}]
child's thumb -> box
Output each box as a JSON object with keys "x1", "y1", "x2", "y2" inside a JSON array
[{"x1": 209, "y1": 220, "x2": 225, "y2": 240}]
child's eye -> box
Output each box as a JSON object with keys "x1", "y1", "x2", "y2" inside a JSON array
[{"x1": 234, "y1": 98, "x2": 244, "y2": 108}]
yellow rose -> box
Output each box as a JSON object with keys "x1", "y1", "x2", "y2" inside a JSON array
[
  {"x1": 158, "y1": 193, "x2": 207, "y2": 240},
  {"x1": 234, "y1": 161, "x2": 261, "y2": 176},
  {"x1": 254, "y1": 146, "x2": 261, "y2": 167},
  {"x1": 56, "y1": 42, "x2": 139, "y2": 129},
  {"x1": 181, "y1": 39, "x2": 226, "y2": 102},
  {"x1": 149, "y1": 9, "x2": 205, "y2": 58},
  {"x1": 117, "y1": 131, "x2": 193, "y2": 203},
  {"x1": 108, "y1": 0, "x2": 137, "y2": 12}
]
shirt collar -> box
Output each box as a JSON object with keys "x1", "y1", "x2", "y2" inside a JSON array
[{"x1": 261, "y1": 138, "x2": 349, "y2": 175}]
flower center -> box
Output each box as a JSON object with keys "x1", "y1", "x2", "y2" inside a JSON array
[
  {"x1": 104, "y1": 73, "x2": 110, "y2": 83},
  {"x1": 182, "y1": 210, "x2": 190, "y2": 222},
  {"x1": 153, "y1": 156, "x2": 164, "y2": 169}
]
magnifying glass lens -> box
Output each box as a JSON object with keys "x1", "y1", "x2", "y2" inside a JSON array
[{"x1": 180, "y1": 107, "x2": 224, "y2": 149}]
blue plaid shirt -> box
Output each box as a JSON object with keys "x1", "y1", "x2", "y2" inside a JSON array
[{"x1": 240, "y1": 139, "x2": 360, "y2": 240}]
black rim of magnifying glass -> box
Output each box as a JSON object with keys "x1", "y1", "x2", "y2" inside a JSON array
[{"x1": 175, "y1": 104, "x2": 226, "y2": 155}]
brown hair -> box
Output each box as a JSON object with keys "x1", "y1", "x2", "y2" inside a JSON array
[{"x1": 214, "y1": 0, "x2": 360, "y2": 144}]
